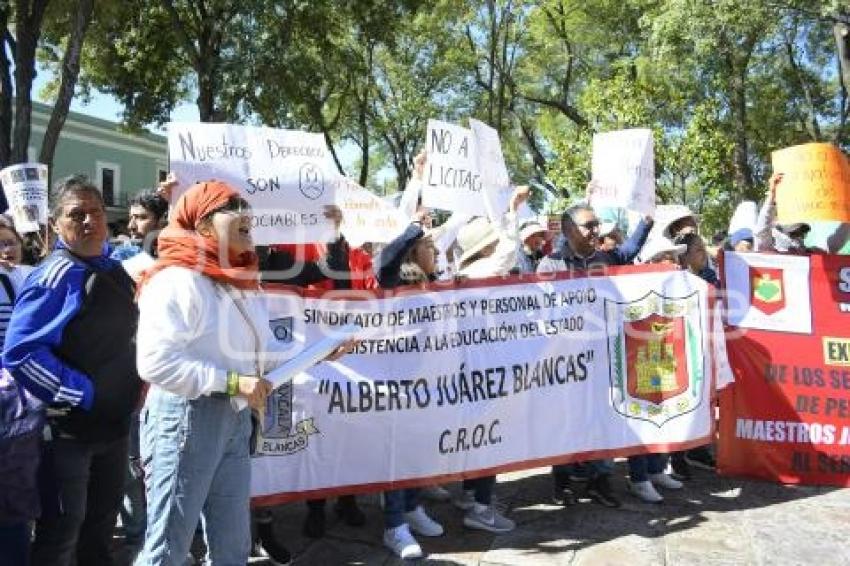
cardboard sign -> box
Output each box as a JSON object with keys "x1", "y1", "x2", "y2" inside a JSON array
[
  {"x1": 167, "y1": 123, "x2": 338, "y2": 244},
  {"x1": 590, "y1": 128, "x2": 655, "y2": 216},
  {"x1": 470, "y1": 119, "x2": 514, "y2": 220},
  {"x1": 771, "y1": 143, "x2": 850, "y2": 223},
  {"x1": 332, "y1": 176, "x2": 408, "y2": 247},
  {"x1": 0, "y1": 163, "x2": 48, "y2": 233},
  {"x1": 423, "y1": 119, "x2": 514, "y2": 219}
]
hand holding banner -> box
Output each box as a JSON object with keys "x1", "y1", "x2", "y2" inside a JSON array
[
  {"x1": 590, "y1": 128, "x2": 655, "y2": 216},
  {"x1": 0, "y1": 163, "x2": 48, "y2": 233},
  {"x1": 771, "y1": 143, "x2": 850, "y2": 223}
]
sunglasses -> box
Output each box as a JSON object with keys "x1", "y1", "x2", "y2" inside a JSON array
[
  {"x1": 576, "y1": 220, "x2": 600, "y2": 231},
  {"x1": 212, "y1": 197, "x2": 251, "y2": 216}
]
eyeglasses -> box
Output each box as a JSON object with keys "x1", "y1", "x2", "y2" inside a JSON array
[
  {"x1": 211, "y1": 197, "x2": 251, "y2": 216},
  {"x1": 577, "y1": 220, "x2": 600, "y2": 231}
]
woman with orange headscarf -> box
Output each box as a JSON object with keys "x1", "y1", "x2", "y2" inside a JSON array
[{"x1": 133, "y1": 181, "x2": 278, "y2": 565}]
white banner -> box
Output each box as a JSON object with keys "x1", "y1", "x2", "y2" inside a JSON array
[
  {"x1": 251, "y1": 268, "x2": 714, "y2": 504},
  {"x1": 333, "y1": 176, "x2": 408, "y2": 247},
  {"x1": 423, "y1": 119, "x2": 512, "y2": 219},
  {"x1": 590, "y1": 128, "x2": 655, "y2": 216},
  {"x1": 167, "y1": 123, "x2": 337, "y2": 244},
  {"x1": 723, "y1": 251, "x2": 812, "y2": 334},
  {"x1": 0, "y1": 163, "x2": 48, "y2": 233}
]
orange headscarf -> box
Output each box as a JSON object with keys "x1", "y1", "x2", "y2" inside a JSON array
[{"x1": 138, "y1": 181, "x2": 259, "y2": 293}]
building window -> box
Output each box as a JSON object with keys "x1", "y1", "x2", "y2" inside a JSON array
[
  {"x1": 157, "y1": 168, "x2": 168, "y2": 183},
  {"x1": 95, "y1": 161, "x2": 121, "y2": 207}
]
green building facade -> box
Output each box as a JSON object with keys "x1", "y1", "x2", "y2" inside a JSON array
[{"x1": 28, "y1": 100, "x2": 168, "y2": 222}]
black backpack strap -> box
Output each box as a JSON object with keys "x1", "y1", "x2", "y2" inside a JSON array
[{"x1": 0, "y1": 272, "x2": 15, "y2": 304}]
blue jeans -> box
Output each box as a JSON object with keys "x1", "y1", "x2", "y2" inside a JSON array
[
  {"x1": 136, "y1": 391, "x2": 252, "y2": 566},
  {"x1": 628, "y1": 454, "x2": 668, "y2": 483},
  {"x1": 384, "y1": 489, "x2": 420, "y2": 529}
]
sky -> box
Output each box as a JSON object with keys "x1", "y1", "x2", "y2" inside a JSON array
[{"x1": 32, "y1": 71, "x2": 200, "y2": 130}]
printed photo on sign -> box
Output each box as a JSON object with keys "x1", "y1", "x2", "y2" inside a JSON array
[{"x1": 724, "y1": 251, "x2": 812, "y2": 334}]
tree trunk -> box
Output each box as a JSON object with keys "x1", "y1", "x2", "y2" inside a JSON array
[
  {"x1": 39, "y1": 0, "x2": 94, "y2": 169},
  {"x1": 11, "y1": 0, "x2": 51, "y2": 164},
  {"x1": 836, "y1": 21, "x2": 850, "y2": 95},
  {"x1": 0, "y1": 25, "x2": 14, "y2": 167},
  {"x1": 726, "y1": 54, "x2": 753, "y2": 196}
]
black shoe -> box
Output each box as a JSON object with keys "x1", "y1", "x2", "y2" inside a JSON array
[
  {"x1": 585, "y1": 475, "x2": 621, "y2": 508},
  {"x1": 685, "y1": 446, "x2": 716, "y2": 471},
  {"x1": 551, "y1": 475, "x2": 578, "y2": 506},
  {"x1": 302, "y1": 506, "x2": 326, "y2": 538},
  {"x1": 257, "y1": 521, "x2": 292, "y2": 565},
  {"x1": 670, "y1": 453, "x2": 692, "y2": 481},
  {"x1": 335, "y1": 496, "x2": 366, "y2": 527}
]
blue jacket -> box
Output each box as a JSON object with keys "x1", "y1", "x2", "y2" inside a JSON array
[{"x1": 3, "y1": 242, "x2": 120, "y2": 411}]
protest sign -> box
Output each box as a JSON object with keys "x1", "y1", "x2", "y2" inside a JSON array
[
  {"x1": 771, "y1": 143, "x2": 850, "y2": 223},
  {"x1": 423, "y1": 119, "x2": 483, "y2": 216},
  {"x1": 470, "y1": 118, "x2": 514, "y2": 220},
  {"x1": 590, "y1": 128, "x2": 655, "y2": 216},
  {"x1": 250, "y1": 267, "x2": 715, "y2": 504},
  {"x1": 167, "y1": 123, "x2": 337, "y2": 244},
  {"x1": 423, "y1": 119, "x2": 514, "y2": 219},
  {"x1": 728, "y1": 201, "x2": 757, "y2": 235},
  {"x1": 718, "y1": 252, "x2": 850, "y2": 487},
  {"x1": 0, "y1": 163, "x2": 48, "y2": 233},
  {"x1": 332, "y1": 176, "x2": 408, "y2": 246}
]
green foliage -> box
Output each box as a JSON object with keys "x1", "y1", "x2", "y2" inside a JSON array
[{"x1": 64, "y1": 0, "x2": 850, "y2": 224}]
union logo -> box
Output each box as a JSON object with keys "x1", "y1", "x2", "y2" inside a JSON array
[
  {"x1": 605, "y1": 291, "x2": 704, "y2": 427},
  {"x1": 255, "y1": 317, "x2": 319, "y2": 457},
  {"x1": 749, "y1": 266, "x2": 785, "y2": 315}
]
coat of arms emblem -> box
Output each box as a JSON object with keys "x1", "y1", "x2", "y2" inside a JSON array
[{"x1": 605, "y1": 291, "x2": 704, "y2": 426}]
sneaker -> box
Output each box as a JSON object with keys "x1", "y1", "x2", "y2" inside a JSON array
[
  {"x1": 463, "y1": 504, "x2": 515, "y2": 533},
  {"x1": 383, "y1": 524, "x2": 423, "y2": 560},
  {"x1": 650, "y1": 472, "x2": 683, "y2": 490},
  {"x1": 685, "y1": 447, "x2": 716, "y2": 470},
  {"x1": 255, "y1": 521, "x2": 292, "y2": 565},
  {"x1": 335, "y1": 497, "x2": 366, "y2": 527},
  {"x1": 452, "y1": 489, "x2": 475, "y2": 511},
  {"x1": 629, "y1": 480, "x2": 664, "y2": 503},
  {"x1": 670, "y1": 453, "x2": 692, "y2": 481},
  {"x1": 552, "y1": 481, "x2": 578, "y2": 506},
  {"x1": 420, "y1": 484, "x2": 451, "y2": 502},
  {"x1": 403, "y1": 505, "x2": 444, "y2": 537},
  {"x1": 584, "y1": 475, "x2": 621, "y2": 508},
  {"x1": 302, "y1": 506, "x2": 325, "y2": 538}
]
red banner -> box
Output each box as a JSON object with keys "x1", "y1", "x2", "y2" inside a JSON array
[{"x1": 718, "y1": 252, "x2": 850, "y2": 486}]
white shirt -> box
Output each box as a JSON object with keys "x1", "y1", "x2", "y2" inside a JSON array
[{"x1": 136, "y1": 266, "x2": 286, "y2": 400}]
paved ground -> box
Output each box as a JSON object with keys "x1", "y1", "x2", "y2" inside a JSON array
[{"x1": 250, "y1": 462, "x2": 850, "y2": 566}]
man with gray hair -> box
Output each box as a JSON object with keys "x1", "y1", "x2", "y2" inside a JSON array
[
  {"x1": 537, "y1": 203, "x2": 653, "y2": 274},
  {"x1": 537, "y1": 202, "x2": 653, "y2": 508},
  {"x1": 3, "y1": 175, "x2": 142, "y2": 565}
]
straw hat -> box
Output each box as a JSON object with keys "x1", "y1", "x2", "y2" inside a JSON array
[
  {"x1": 457, "y1": 217, "x2": 499, "y2": 267},
  {"x1": 640, "y1": 237, "x2": 687, "y2": 264},
  {"x1": 519, "y1": 221, "x2": 546, "y2": 243}
]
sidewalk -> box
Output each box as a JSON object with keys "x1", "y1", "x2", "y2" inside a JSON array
[{"x1": 254, "y1": 462, "x2": 850, "y2": 566}]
